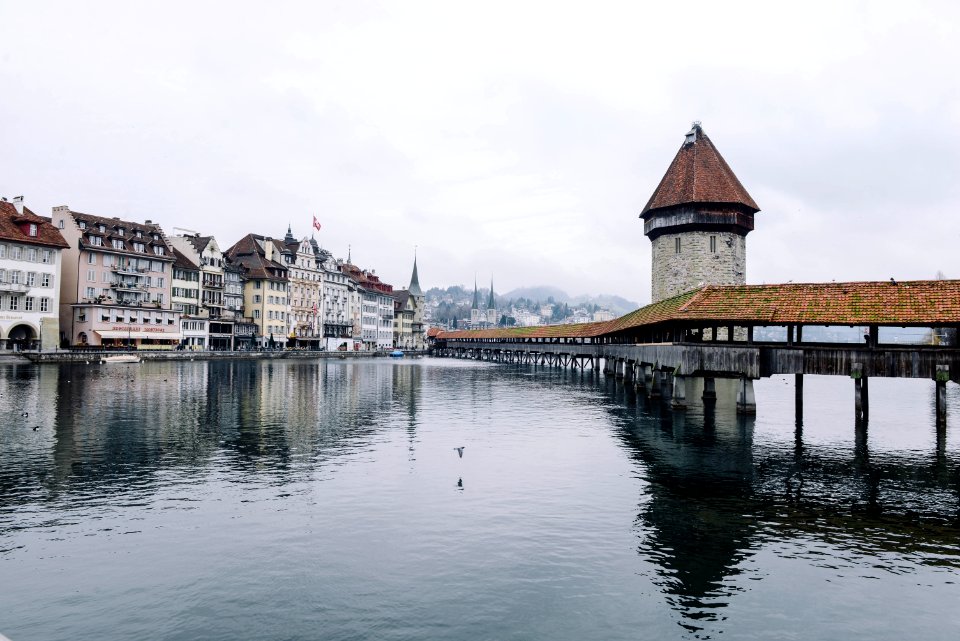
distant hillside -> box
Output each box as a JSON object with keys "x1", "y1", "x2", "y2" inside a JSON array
[{"x1": 501, "y1": 285, "x2": 569, "y2": 302}]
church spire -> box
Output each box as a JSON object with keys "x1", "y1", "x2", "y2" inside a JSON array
[
  {"x1": 409, "y1": 252, "x2": 423, "y2": 297},
  {"x1": 472, "y1": 277, "x2": 480, "y2": 310},
  {"x1": 487, "y1": 277, "x2": 495, "y2": 309}
]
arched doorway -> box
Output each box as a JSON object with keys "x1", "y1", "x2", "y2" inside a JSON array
[{"x1": 7, "y1": 324, "x2": 38, "y2": 351}]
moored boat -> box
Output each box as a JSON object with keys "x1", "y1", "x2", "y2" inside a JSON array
[{"x1": 101, "y1": 354, "x2": 141, "y2": 364}]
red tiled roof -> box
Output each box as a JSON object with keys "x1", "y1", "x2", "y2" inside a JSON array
[
  {"x1": 641, "y1": 124, "x2": 759, "y2": 216},
  {"x1": 437, "y1": 280, "x2": 960, "y2": 341},
  {"x1": 69, "y1": 209, "x2": 175, "y2": 258},
  {"x1": 677, "y1": 281, "x2": 960, "y2": 325},
  {"x1": 0, "y1": 201, "x2": 70, "y2": 248}
]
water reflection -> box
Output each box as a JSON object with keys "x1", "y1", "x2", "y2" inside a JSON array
[
  {"x1": 602, "y1": 376, "x2": 960, "y2": 636},
  {"x1": 1, "y1": 361, "x2": 958, "y2": 641}
]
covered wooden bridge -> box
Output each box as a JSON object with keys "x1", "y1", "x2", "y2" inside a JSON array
[{"x1": 434, "y1": 279, "x2": 960, "y2": 425}]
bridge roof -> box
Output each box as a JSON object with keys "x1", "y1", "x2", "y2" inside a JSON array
[
  {"x1": 437, "y1": 280, "x2": 960, "y2": 341},
  {"x1": 679, "y1": 280, "x2": 960, "y2": 325}
]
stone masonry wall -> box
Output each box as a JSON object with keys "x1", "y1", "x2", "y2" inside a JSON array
[{"x1": 651, "y1": 231, "x2": 746, "y2": 302}]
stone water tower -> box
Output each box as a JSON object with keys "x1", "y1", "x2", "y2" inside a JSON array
[{"x1": 641, "y1": 123, "x2": 760, "y2": 303}]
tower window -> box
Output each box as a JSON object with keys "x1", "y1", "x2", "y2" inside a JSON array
[
  {"x1": 710, "y1": 235, "x2": 717, "y2": 253},
  {"x1": 675, "y1": 238, "x2": 681, "y2": 254}
]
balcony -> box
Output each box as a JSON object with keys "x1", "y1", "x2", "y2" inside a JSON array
[
  {"x1": 111, "y1": 281, "x2": 148, "y2": 292},
  {"x1": 112, "y1": 266, "x2": 147, "y2": 276},
  {"x1": 0, "y1": 282, "x2": 29, "y2": 293}
]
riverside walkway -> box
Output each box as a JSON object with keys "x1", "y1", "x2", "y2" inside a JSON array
[{"x1": 434, "y1": 280, "x2": 960, "y2": 426}]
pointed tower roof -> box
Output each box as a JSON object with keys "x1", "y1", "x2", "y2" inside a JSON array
[
  {"x1": 408, "y1": 255, "x2": 423, "y2": 297},
  {"x1": 472, "y1": 278, "x2": 480, "y2": 310},
  {"x1": 487, "y1": 278, "x2": 495, "y2": 309},
  {"x1": 641, "y1": 123, "x2": 759, "y2": 218}
]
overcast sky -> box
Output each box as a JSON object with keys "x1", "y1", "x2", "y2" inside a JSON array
[{"x1": 2, "y1": 1, "x2": 959, "y2": 304}]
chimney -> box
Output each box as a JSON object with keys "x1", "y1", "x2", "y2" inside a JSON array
[
  {"x1": 264, "y1": 237, "x2": 274, "y2": 262},
  {"x1": 12, "y1": 195, "x2": 24, "y2": 214}
]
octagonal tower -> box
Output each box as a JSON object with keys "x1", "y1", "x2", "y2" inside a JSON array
[{"x1": 642, "y1": 123, "x2": 760, "y2": 303}]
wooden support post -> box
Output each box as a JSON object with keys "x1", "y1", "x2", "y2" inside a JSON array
[
  {"x1": 796, "y1": 325, "x2": 803, "y2": 343},
  {"x1": 702, "y1": 376, "x2": 716, "y2": 401},
  {"x1": 852, "y1": 363, "x2": 868, "y2": 423},
  {"x1": 671, "y1": 375, "x2": 687, "y2": 410},
  {"x1": 623, "y1": 361, "x2": 634, "y2": 383},
  {"x1": 661, "y1": 370, "x2": 674, "y2": 403},
  {"x1": 795, "y1": 373, "x2": 804, "y2": 426},
  {"x1": 736, "y1": 377, "x2": 757, "y2": 415},
  {"x1": 649, "y1": 368, "x2": 662, "y2": 398},
  {"x1": 936, "y1": 365, "x2": 949, "y2": 431}
]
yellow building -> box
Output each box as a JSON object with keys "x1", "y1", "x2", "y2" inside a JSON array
[{"x1": 225, "y1": 234, "x2": 290, "y2": 348}]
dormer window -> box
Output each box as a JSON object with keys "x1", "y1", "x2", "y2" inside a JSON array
[
  {"x1": 78, "y1": 221, "x2": 87, "y2": 230},
  {"x1": 112, "y1": 239, "x2": 124, "y2": 250},
  {"x1": 28, "y1": 223, "x2": 38, "y2": 237},
  {"x1": 89, "y1": 235, "x2": 104, "y2": 247},
  {"x1": 117, "y1": 227, "x2": 125, "y2": 236},
  {"x1": 153, "y1": 246, "x2": 165, "y2": 256},
  {"x1": 98, "y1": 224, "x2": 105, "y2": 233},
  {"x1": 136, "y1": 230, "x2": 143, "y2": 239},
  {"x1": 133, "y1": 242, "x2": 145, "y2": 253}
]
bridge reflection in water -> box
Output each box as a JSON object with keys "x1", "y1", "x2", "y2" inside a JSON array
[{"x1": 600, "y1": 370, "x2": 959, "y2": 635}]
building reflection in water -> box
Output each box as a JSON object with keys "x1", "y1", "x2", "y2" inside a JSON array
[{"x1": 602, "y1": 377, "x2": 960, "y2": 636}]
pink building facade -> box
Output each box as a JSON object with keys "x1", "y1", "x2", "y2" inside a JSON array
[{"x1": 52, "y1": 206, "x2": 182, "y2": 348}]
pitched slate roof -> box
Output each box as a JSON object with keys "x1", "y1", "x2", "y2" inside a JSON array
[
  {"x1": 68, "y1": 209, "x2": 175, "y2": 259},
  {"x1": 172, "y1": 247, "x2": 200, "y2": 272},
  {"x1": 225, "y1": 234, "x2": 288, "y2": 281},
  {"x1": 0, "y1": 201, "x2": 70, "y2": 248},
  {"x1": 641, "y1": 123, "x2": 759, "y2": 216}
]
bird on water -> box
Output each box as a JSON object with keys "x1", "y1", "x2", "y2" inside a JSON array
[{"x1": 454, "y1": 447, "x2": 465, "y2": 458}]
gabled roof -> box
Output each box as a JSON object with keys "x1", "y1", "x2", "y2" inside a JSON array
[
  {"x1": 225, "y1": 233, "x2": 288, "y2": 281},
  {"x1": 172, "y1": 247, "x2": 200, "y2": 272},
  {"x1": 0, "y1": 201, "x2": 69, "y2": 248},
  {"x1": 641, "y1": 123, "x2": 759, "y2": 217}
]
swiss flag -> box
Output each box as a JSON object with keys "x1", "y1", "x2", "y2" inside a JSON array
[{"x1": 312, "y1": 216, "x2": 321, "y2": 231}]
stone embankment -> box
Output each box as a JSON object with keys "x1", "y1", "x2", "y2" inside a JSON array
[{"x1": 16, "y1": 350, "x2": 428, "y2": 364}]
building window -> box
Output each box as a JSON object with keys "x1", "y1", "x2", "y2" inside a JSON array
[
  {"x1": 133, "y1": 242, "x2": 145, "y2": 252},
  {"x1": 27, "y1": 248, "x2": 37, "y2": 261},
  {"x1": 12, "y1": 246, "x2": 21, "y2": 260},
  {"x1": 87, "y1": 269, "x2": 96, "y2": 282},
  {"x1": 40, "y1": 298, "x2": 49, "y2": 312},
  {"x1": 42, "y1": 250, "x2": 51, "y2": 264},
  {"x1": 9, "y1": 296, "x2": 19, "y2": 311},
  {"x1": 153, "y1": 246, "x2": 165, "y2": 256},
  {"x1": 89, "y1": 235, "x2": 103, "y2": 246},
  {"x1": 254, "y1": 310, "x2": 261, "y2": 319},
  {"x1": 27, "y1": 272, "x2": 36, "y2": 287},
  {"x1": 112, "y1": 239, "x2": 124, "y2": 249},
  {"x1": 85, "y1": 287, "x2": 96, "y2": 298},
  {"x1": 41, "y1": 273, "x2": 51, "y2": 287},
  {"x1": 10, "y1": 271, "x2": 20, "y2": 284},
  {"x1": 87, "y1": 253, "x2": 96, "y2": 265},
  {"x1": 25, "y1": 297, "x2": 34, "y2": 311},
  {"x1": 58, "y1": 220, "x2": 65, "y2": 229},
  {"x1": 675, "y1": 238, "x2": 681, "y2": 254},
  {"x1": 79, "y1": 221, "x2": 86, "y2": 230},
  {"x1": 709, "y1": 235, "x2": 717, "y2": 253},
  {"x1": 28, "y1": 223, "x2": 38, "y2": 237}
]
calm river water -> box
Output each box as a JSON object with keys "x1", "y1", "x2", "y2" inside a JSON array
[{"x1": 1, "y1": 358, "x2": 959, "y2": 640}]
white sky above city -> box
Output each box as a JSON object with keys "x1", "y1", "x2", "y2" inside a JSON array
[{"x1": 2, "y1": 1, "x2": 959, "y2": 305}]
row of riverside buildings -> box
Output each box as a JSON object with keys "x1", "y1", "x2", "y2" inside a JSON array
[{"x1": 0, "y1": 197, "x2": 426, "y2": 352}]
